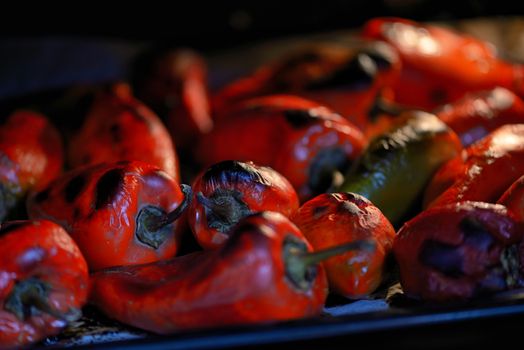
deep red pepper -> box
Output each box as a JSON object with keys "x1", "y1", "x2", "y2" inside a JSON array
[
  {"x1": 68, "y1": 83, "x2": 180, "y2": 183},
  {"x1": 498, "y1": 175, "x2": 524, "y2": 222},
  {"x1": 197, "y1": 95, "x2": 367, "y2": 202},
  {"x1": 361, "y1": 17, "x2": 524, "y2": 110},
  {"x1": 132, "y1": 49, "x2": 212, "y2": 156},
  {"x1": 292, "y1": 192, "x2": 395, "y2": 298},
  {"x1": 436, "y1": 87, "x2": 524, "y2": 146},
  {"x1": 89, "y1": 211, "x2": 329, "y2": 333},
  {"x1": 0, "y1": 220, "x2": 89, "y2": 348},
  {"x1": 211, "y1": 42, "x2": 401, "y2": 130},
  {"x1": 0, "y1": 110, "x2": 63, "y2": 221},
  {"x1": 26, "y1": 160, "x2": 191, "y2": 271},
  {"x1": 189, "y1": 160, "x2": 299, "y2": 249},
  {"x1": 394, "y1": 201, "x2": 524, "y2": 302},
  {"x1": 425, "y1": 124, "x2": 524, "y2": 208}
]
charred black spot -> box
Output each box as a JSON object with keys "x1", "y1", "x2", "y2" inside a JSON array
[
  {"x1": 64, "y1": 174, "x2": 87, "y2": 203},
  {"x1": 430, "y1": 88, "x2": 448, "y2": 105},
  {"x1": 308, "y1": 147, "x2": 350, "y2": 196},
  {"x1": 0, "y1": 221, "x2": 31, "y2": 236},
  {"x1": 306, "y1": 53, "x2": 377, "y2": 91},
  {"x1": 94, "y1": 169, "x2": 125, "y2": 209},
  {"x1": 460, "y1": 217, "x2": 494, "y2": 252},
  {"x1": 419, "y1": 239, "x2": 464, "y2": 277},
  {"x1": 202, "y1": 160, "x2": 269, "y2": 187},
  {"x1": 109, "y1": 123, "x2": 123, "y2": 143},
  {"x1": 313, "y1": 205, "x2": 329, "y2": 219},
  {"x1": 34, "y1": 188, "x2": 50, "y2": 203},
  {"x1": 284, "y1": 109, "x2": 317, "y2": 129}
]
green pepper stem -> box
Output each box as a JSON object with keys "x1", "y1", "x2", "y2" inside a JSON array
[
  {"x1": 146, "y1": 184, "x2": 192, "y2": 232},
  {"x1": 300, "y1": 239, "x2": 376, "y2": 266}
]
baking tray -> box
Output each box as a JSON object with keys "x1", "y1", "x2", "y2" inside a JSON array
[{"x1": 2, "y1": 16, "x2": 524, "y2": 349}]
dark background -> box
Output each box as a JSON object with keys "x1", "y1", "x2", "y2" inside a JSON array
[{"x1": 1, "y1": 0, "x2": 523, "y2": 51}]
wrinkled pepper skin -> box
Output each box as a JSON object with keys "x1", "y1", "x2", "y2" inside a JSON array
[
  {"x1": 362, "y1": 18, "x2": 524, "y2": 110},
  {"x1": 68, "y1": 83, "x2": 180, "y2": 182},
  {"x1": 498, "y1": 175, "x2": 524, "y2": 222},
  {"x1": 89, "y1": 212, "x2": 328, "y2": 333},
  {"x1": 0, "y1": 110, "x2": 63, "y2": 221},
  {"x1": 437, "y1": 87, "x2": 524, "y2": 146},
  {"x1": 394, "y1": 201, "x2": 524, "y2": 302},
  {"x1": 211, "y1": 42, "x2": 400, "y2": 130},
  {"x1": 0, "y1": 220, "x2": 89, "y2": 348},
  {"x1": 189, "y1": 160, "x2": 299, "y2": 249},
  {"x1": 292, "y1": 192, "x2": 395, "y2": 298},
  {"x1": 426, "y1": 125, "x2": 524, "y2": 209},
  {"x1": 339, "y1": 111, "x2": 462, "y2": 225},
  {"x1": 27, "y1": 160, "x2": 190, "y2": 271},
  {"x1": 132, "y1": 49, "x2": 212, "y2": 155},
  {"x1": 197, "y1": 95, "x2": 367, "y2": 202}
]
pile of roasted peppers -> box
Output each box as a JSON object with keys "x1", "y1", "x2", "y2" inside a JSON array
[{"x1": 2, "y1": 17, "x2": 524, "y2": 348}]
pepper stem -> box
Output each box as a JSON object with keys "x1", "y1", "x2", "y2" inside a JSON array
[
  {"x1": 196, "y1": 189, "x2": 251, "y2": 234},
  {"x1": 284, "y1": 237, "x2": 376, "y2": 291},
  {"x1": 135, "y1": 184, "x2": 192, "y2": 249},
  {"x1": 197, "y1": 192, "x2": 230, "y2": 222},
  {"x1": 4, "y1": 277, "x2": 81, "y2": 323}
]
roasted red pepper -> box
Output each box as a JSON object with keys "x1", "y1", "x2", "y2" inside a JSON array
[
  {"x1": 436, "y1": 87, "x2": 524, "y2": 146},
  {"x1": 498, "y1": 175, "x2": 524, "y2": 222},
  {"x1": 211, "y1": 42, "x2": 400, "y2": 130},
  {"x1": 132, "y1": 49, "x2": 212, "y2": 156},
  {"x1": 292, "y1": 192, "x2": 395, "y2": 298},
  {"x1": 425, "y1": 124, "x2": 524, "y2": 208},
  {"x1": 362, "y1": 17, "x2": 524, "y2": 110},
  {"x1": 26, "y1": 160, "x2": 191, "y2": 271},
  {"x1": 394, "y1": 201, "x2": 523, "y2": 302},
  {"x1": 68, "y1": 83, "x2": 180, "y2": 182},
  {"x1": 197, "y1": 95, "x2": 367, "y2": 202},
  {"x1": 189, "y1": 160, "x2": 299, "y2": 249},
  {"x1": 0, "y1": 110, "x2": 63, "y2": 221},
  {"x1": 89, "y1": 211, "x2": 329, "y2": 333},
  {"x1": 0, "y1": 220, "x2": 89, "y2": 348}
]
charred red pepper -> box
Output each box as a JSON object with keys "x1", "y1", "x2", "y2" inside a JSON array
[
  {"x1": 362, "y1": 17, "x2": 524, "y2": 109},
  {"x1": 498, "y1": 175, "x2": 524, "y2": 222},
  {"x1": 437, "y1": 87, "x2": 524, "y2": 146},
  {"x1": 0, "y1": 110, "x2": 63, "y2": 221},
  {"x1": 27, "y1": 160, "x2": 191, "y2": 271},
  {"x1": 394, "y1": 201, "x2": 524, "y2": 302},
  {"x1": 425, "y1": 124, "x2": 524, "y2": 208},
  {"x1": 68, "y1": 83, "x2": 180, "y2": 182},
  {"x1": 197, "y1": 95, "x2": 367, "y2": 202},
  {"x1": 292, "y1": 192, "x2": 395, "y2": 298},
  {"x1": 211, "y1": 42, "x2": 400, "y2": 130},
  {"x1": 189, "y1": 160, "x2": 299, "y2": 249},
  {"x1": 0, "y1": 220, "x2": 89, "y2": 348},
  {"x1": 132, "y1": 49, "x2": 212, "y2": 156},
  {"x1": 90, "y1": 211, "x2": 373, "y2": 333}
]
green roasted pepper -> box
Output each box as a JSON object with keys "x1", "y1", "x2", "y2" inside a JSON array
[{"x1": 339, "y1": 111, "x2": 462, "y2": 225}]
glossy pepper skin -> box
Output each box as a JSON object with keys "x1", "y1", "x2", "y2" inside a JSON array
[
  {"x1": 361, "y1": 17, "x2": 524, "y2": 110},
  {"x1": 189, "y1": 160, "x2": 299, "y2": 250},
  {"x1": 0, "y1": 110, "x2": 63, "y2": 221},
  {"x1": 132, "y1": 49, "x2": 212, "y2": 156},
  {"x1": 211, "y1": 42, "x2": 400, "y2": 130},
  {"x1": 197, "y1": 95, "x2": 367, "y2": 202},
  {"x1": 426, "y1": 124, "x2": 524, "y2": 209},
  {"x1": 437, "y1": 87, "x2": 524, "y2": 147},
  {"x1": 292, "y1": 192, "x2": 395, "y2": 298},
  {"x1": 394, "y1": 201, "x2": 524, "y2": 302},
  {"x1": 339, "y1": 111, "x2": 462, "y2": 225},
  {"x1": 26, "y1": 160, "x2": 191, "y2": 271},
  {"x1": 0, "y1": 220, "x2": 89, "y2": 348},
  {"x1": 89, "y1": 211, "x2": 328, "y2": 333},
  {"x1": 68, "y1": 83, "x2": 180, "y2": 182}
]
